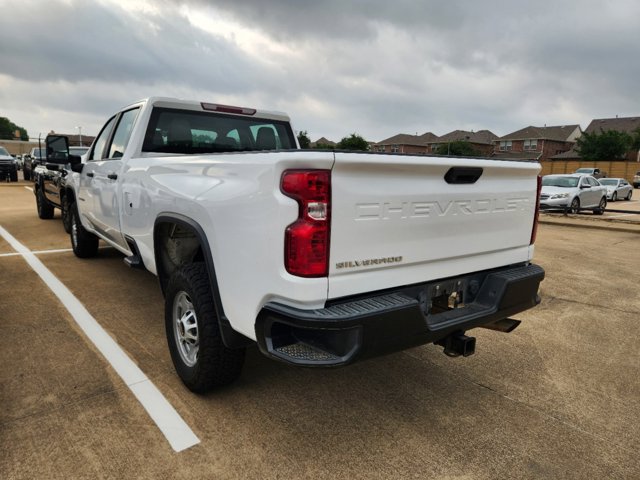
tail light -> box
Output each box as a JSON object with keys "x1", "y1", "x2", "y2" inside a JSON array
[
  {"x1": 530, "y1": 175, "x2": 542, "y2": 245},
  {"x1": 281, "y1": 170, "x2": 331, "y2": 277}
]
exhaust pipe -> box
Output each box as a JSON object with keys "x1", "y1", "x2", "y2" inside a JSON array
[
  {"x1": 480, "y1": 318, "x2": 521, "y2": 333},
  {"x1": 437, "y1": 331, "x2": 476, "y2": 357}
]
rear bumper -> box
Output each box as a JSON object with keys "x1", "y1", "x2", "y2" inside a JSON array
[{"x1": 255, "y1": 263, "x2": 545, "y2": 366}]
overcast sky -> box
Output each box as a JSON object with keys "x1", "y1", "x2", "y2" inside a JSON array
[{"x1": 1, "y1": 0, "x2": 639, "y2": 143}]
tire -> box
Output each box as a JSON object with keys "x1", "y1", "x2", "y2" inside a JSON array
[
  {"x1": 10, "y1": 171, "x2": 18, "y2": 182},
  {"x1": 165, "y1": 263, "x2": 245, "y2": 393},
  {"x1": 626, "y1": 190, "x2": 633, "y2": 201},
  {"x1": 612, "y1": 192, "x2": 617, "y2": 202},
  {"x1": 594, "y1": 197, "x2": 606, "y2": 215},
  {"x1": 61, "y1": 196, "x2": 71, "y2": 234},
  {"x1": 569, "y1": 197, "x2": 580, "y2": 214},
  {"x1": 23, "y1": 169, "x2": 30, "y2": 181},
  {"x1": 70, "y1": 202, "x2": 99, "y2": 258},
  {"x1": 36, "y1": 187, "x2": 55, "y2": 219}
]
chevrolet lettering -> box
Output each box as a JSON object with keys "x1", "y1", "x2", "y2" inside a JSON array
[{"x1": 355, "y1": 197, "x2": 531, "y2": 221}]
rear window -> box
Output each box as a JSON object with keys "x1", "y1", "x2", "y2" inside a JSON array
[{"x1": 142, "y1": 107, "x2": 297, "y2": 154}]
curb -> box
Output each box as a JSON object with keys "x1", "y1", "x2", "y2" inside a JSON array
[{"x1": 539, "y1": 218, "x2": 640, "y2": 234}]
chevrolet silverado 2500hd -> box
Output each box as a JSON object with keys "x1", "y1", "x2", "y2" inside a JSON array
[
  {"x1": 33, "y1": 144, "x2": 89, "y2": 231},
  {"x1": 49, "y1": 97, "x2": 544, "y2": 393}
]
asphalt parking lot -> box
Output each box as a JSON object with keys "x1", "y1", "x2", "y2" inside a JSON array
[{"x1": 1, "y1": 177, "x2": 639, "y2": 479}]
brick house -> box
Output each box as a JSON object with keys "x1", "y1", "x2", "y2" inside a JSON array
[
  {"x1": 373, "y1": 132, "x2": 439, "y2": 154},
  {"x1": 550, "y1": 116, "x2": 640, "y2": 162},
  {"x1": 310, "y1": 137, "x2": 336, "y2": 149},
  {"x1": 493, "y1": 125, "x2": 581, "y2": 162},
  {"x1": 430, "y1": 130, "x2": 498, "y2": 157}
]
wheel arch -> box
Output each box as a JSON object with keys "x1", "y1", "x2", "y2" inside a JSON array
[
  {"x1": 61, "y1": 186, "x2": 76, "y2": 203},
  {"x1": 153, "y1": 213, "x2": 252, "y2": 348}
]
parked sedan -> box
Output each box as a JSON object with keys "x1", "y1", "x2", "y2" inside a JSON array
[
  {"x1": 575, "y1": 167, "x2": 606, "y2": 179},
  {"x1": 598, "y1": 178, "x2": 633, "y2": 201},
  {"x1": 540, "y1": 174, "x2": 607, "y2": 214}
]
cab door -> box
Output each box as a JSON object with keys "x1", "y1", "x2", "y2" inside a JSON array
[{"x1": 79, "y1": 107, "x2": 140, "y2": 250}]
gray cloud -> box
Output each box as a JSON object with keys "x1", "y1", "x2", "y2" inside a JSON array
[{"x1": 0, "y1": 0, "x2": 639, "y2": 142}]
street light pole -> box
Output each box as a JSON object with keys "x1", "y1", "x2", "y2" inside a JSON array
[{"x1": 75, "y1": 126, "x2": 83, "y2": 146}]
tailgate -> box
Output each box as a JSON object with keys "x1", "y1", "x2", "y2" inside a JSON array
[{"x1": 328, "y1": 153, "x2": 540, "y2": 299}]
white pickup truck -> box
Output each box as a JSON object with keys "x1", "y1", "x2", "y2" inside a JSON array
[{"x1": 48, "y1": 97, "x2": 544, "y2": 393}]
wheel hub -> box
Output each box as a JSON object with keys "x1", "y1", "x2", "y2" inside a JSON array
[{"x1": 173, "y1": 291, "x2": 199, "y2": 367}]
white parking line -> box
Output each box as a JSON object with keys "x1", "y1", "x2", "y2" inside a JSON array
[
  {"x1": 0, "y1": 248, "x2": 73, "y2": 258},
  {"x1": 606, "y1": 214, "x2": 636, "y2": 219},
  {"x1": 24, "y1": 186, "x2": 33, "y2": 192},
  {"x1": 0, "y1": 225, "x2": 200, "y2": 452}
]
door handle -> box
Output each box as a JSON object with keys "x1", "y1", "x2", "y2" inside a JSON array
[
  {"x1": 107, "y1": 173, "x2": 118, "y2": 180},
  {"x1": 86, "y1": 172, "x2": 94, "y2": 178}
]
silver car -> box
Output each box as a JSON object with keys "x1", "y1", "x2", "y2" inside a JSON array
[
  {"x1": 599, "y1": 178, "x2": 633, "y2": 201},
  {"x1": 540, "y1": 174, "x2": 607, "y2": 214}
]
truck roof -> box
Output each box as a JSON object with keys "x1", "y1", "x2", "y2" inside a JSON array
[{"x1": 123, "y1": 97, "x2": 291, "y2": 123}]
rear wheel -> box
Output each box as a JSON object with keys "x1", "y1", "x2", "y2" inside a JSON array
[
  {"x1": 165, "y1": 263, "x2": 245, "y2": 393},
  {"x1": 36, "y1": 187, "x2": 54, "y2": 219},
  {"x1": 612, "y1": 192, "x2": 617, "y2": 202},
  {"x1": 569, "y1": 197, "x2": 580, "y2": 214},
  {"x1": 594, "y1": 197, "x2": 606, "y2": 215},
  {"x1": 70, "y1": 202, "x2": 99, "y2": 257},
  {"x1": 626, "y1": 190, "x2": 633, "y2": 201}
]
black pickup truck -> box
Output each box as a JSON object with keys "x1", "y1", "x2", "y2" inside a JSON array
[
  {"x1": 0, "y1": 146, "x2": 19, "y2": 182},
  {"x1": 33, "y1": 138, "x2": 88, "y2": 232}
]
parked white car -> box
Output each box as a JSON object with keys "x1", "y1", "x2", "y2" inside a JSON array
[
  {"x1": 574, "y1": 167, "x2": 606, "y2": 179},
  {"x1": 540, "y1": 174, "x2": 607, "y2": 214},
  {"x1": 598, "y1": 178, "x2": 633, "y2": 201}
]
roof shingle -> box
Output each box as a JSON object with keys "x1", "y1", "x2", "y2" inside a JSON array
[
  {"x1": 498, "y1": 125, "x2": 580, "y2": 142},
  {"x1": 584, "y1": 116, "x2": 640, "y2": 134}
]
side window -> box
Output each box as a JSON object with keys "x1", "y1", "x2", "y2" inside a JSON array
[
  {"x1": 108, "y1": 108, "x2": 140, "y2": 159},
  {"x1": 89, "y1": 116, "x2": 117, "y2": 161},
  {"x1": 589, "y1": 177, "x2": 599, "y2": 186}
]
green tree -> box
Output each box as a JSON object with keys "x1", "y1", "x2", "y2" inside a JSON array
[
  {"x1": 337, "y1": 133, "x2": 369, "y2": 151},
  {"x1": 575, "y1": 129, "x2": 632, "y2": 160},
  {"x1": 434, "y1": 140, "x2": 481, "y2": 156},
  {"x1": 297, "y1": 130, "x2": 311, "y2": 149},
  {"x1": 631, "y1": 128, "x2": 640, "y2": 151},
  {"x1": 0, "y1": 117, "x2": 29, "y2": 141}
]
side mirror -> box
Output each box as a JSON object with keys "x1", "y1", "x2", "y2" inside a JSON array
[
  {"x1": 580, "y1": 184, "x2": 591, "y2": 189},
  {"x1": 71, "y1": 162, "x2": 84, "y2": 173},
  {"x1": 46, "y1": 135, "x2": 70, "y2": 164}
]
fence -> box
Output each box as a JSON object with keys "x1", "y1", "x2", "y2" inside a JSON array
[{"x1": 540, "y1": 160, "x2": 640, "y2": 180}]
